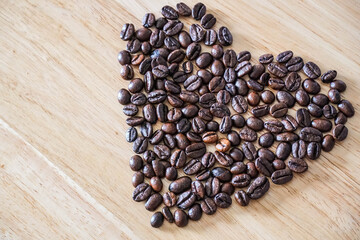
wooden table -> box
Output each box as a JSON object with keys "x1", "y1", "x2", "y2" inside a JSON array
[{"x1": 1, "y1": 0, "x2": 360, "y2": 239}]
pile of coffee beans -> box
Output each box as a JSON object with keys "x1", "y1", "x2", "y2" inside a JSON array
[{"x1": 117, "y1": 2, "x2": 355, "y2": 228}]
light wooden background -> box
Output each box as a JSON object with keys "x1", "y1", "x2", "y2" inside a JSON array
[{"x1": 1, "y1": 0, "x2": 360, "y2": 239}]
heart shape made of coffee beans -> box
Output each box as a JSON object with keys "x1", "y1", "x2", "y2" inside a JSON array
[{"x1": 116, "y1": 2, "x2": 355, "y2": 228}]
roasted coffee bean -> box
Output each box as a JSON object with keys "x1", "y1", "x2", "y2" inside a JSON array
[
  {"x1": 168, "y1": 49, "x2": 186, "y2": 64},
  {"x1": 295, "y1": 89, "x2": 310, "y2": 106},
  {"x1": 258, "y1": 148, "x2": 275, "y2": 162},
  {"x1": 230, "y1": 162, "x2": 246, "y2": 176},
  {"x1": 188, "y1": 203, "x2": 202, "y2": 221},
  {"x1": 132, "y1": 172, "x2": 144, "y2": 187},
  {"x1": 174, "y1": 209, "x2": 188, "y2": 227},
  {"x1": 162, "y1": 206, "x2": 174, "y2": 223},
  {"x1": 179, "y1": 91, "x2": 198, "y2": 104},
  {"x1": 164, "y1": 36, "x2": 180, "y2": 51},
  {"x1": 150, "y1": 130, "x2": 164, "y2": 145},
  {"x1": 323, "y1": 104, "x2": 338, "y2": 119},
  {"x1": 126, "y1": 127, "x2": 137, "y2": 142},
  {"x1": 176, "y1": 31, "x2": 191, "y2": 48},
  {"x1": 276, "y1": 132, "x2": 299, "y2": 142},
  {"x1": 150, "y1": 177, "x2": 163, "y2": 192},
  {"x1": 268, "y1": 62, "x2": 287, "y2": 78},
  {"x1": 163, "y1": 122, "x2": 177, "y2": 134},
  {"x1": 292, "y1": 140, "x2": 307, "y2": 158},
  {"x1": 133, "y1": 183, "x2": 152, "y2": 202},
  {"x1": 141, "y1": 42, "x2": 152, "y2": 55},
  {"x1": 201, "y1": 197, "x2": 217, "y2": 215},
  {"x1": 199, "y1": 85, "x2": 210, "y2": 95},
  {"x1": 201, "y1": 13, "x2": 216, "y2": 29},
  {"x1": 335, "y1": 112, "x2": 347, "y2": 125},
  {"x1": 276, "y1": 142, "x2": 291, "y2": 160},
  {"x1": 163, "y1": 192, "x2": 177, "y2": 207},
  {"x1": 251, "y1": 104, "x2": 269, "y2": 117},
  {"x1": 264, "y1": 120, "x2": 283, "y2": 133},
  {"x1": 321, "y1": 70, "x2": 337, "y2": 83},
  {"x1": 249, "y1": 64, "x2": 265, "y2": 80},
  {"x1": 338, "y1": 100, "x2": 355, "y2": 117},
  {"x1": 204, "y1": 29, "x2": 217, "y2": 45},
  {"x1": 276, "y1": 50, "x2": 293, "y2": 63},
  {"x1": 223, "y1": 49, "x2": 237, "y2": 68},
  {"x1": 308, "y1": 103, "x2": 323, "y2": 117},
  {"x1": 247, "y1": 79, "x2": 264, "y2": 92},
  {"x1": 143, "y1": 150, "x2": 156, "y2": 163},
  {"x1": 237, "y1": 50, "x2": 251, "y2": 62},
  {"x1": 286, "y1": 56, "x2": 304, "y2": 72},
  {"x1": 129, "y1": 155, "x2": 143, "y2": 172},
  {"x1": 228, "y1": 131, "x2": 241, "y2": 146},
  {"x1": 192, "y1": 2, "x2": 206, "y2": 20},
  {"x1": 202, "y1": 131, "x2": 218, "y2": 144},
  {"x1": 163, "y1": 20, "x2": 183, "y2": 36},
  {"x1": 322, "y1": 134, "x2": 335, "y2": 152},
  {"x1": 211, "y1": 167, "x2": 232, "y2": 182},
  {"x1": 169, "y1": 176, "x2": 192, "y2": 194},
  {"x1": 328, "y1": 89, "x2": 341, "y2": 104},
  {"x1": 135, "y1": 28, "x2": 152, "y2": 41},
  {"x1": 281, "y1": 115, "x2": 298, "y2": 132},
  {"x1": 209, "y1": 76, "x2": 225, "y2": 93},
  {"x1": 118, "y1": 89, "x2": 131, "y2": 106},
  {"x1": 191, "y1": 180, "x2": 205, "y2": 199},
  {"x1": 229, "y1": 148, "x2": 244, "y2": 162},
  {"x1": 196, "y1": 169, "x2": 211, "y2": 181},
  {"x1": 166, "y1": 166, "x2": 178, "y2": 181},
  {"x1": 214, "y1": 151, "x2": 233, "y2": 166},
  {"x1": 205, "y1": 177, "x2": 220, "y2": 197},
  {"x1": 152, "y1": 160, "x2": 166, "y2": 177},
  {"x1": 247, "y1": 162, "x2": 259, "y2": 178},
  {"x1": 127, "y1": 39, "x2": 141, "y2": 54},
  {"x1": 211, "y1": 44, "x2": 224, "y2": 59},
  {"x1": 211, "y1": 60, "x2": 225, "y2": 77},
  {"x1": 268, "y1": 78, "x2": 285, "y2": 90},
  {"x1": 167, "y1": 108, "x2": 182, "y2": 122},
  {"x1": 192, "y1": 117, "x2": 206, "y2": 134},
  {"x1": 270, "y1": 102, "x2": 288, "y2": 118},
  {"x1": 231, "y1": 114, "x2": 245, "y2": 128},
  {"x1": 186, "y1": 131, "x2": 202, "y2": 142},
  {"x1": 175, "y1": 133, "x2": 190, "y2": 150},
  {"x1": 152, "y1": 64, "x2": 169, "y2": 78},
  {"x1": 143, "y1": 163, "x2": 155, "y2": 178},
  {"x1": 239, "y1": 127, "x2": 257, "y2": 142},
  {"x1": 170, "y1": 149, "x2": 187, "y2": 168},
  {"x1": 311, "y1": 119, "x2": 332, "y2": 132},
  {"x1": 120, "y1": 64, "x2": 134, "y2": 80},
  {"x1": 273, "y1": 159, "x2": 285, "y2": 170},
  {"x1": 221, "y1": 182, "x2": 235, "y2": 195},
  {"x1": 186, "y1": 142, "x2": 206, "y2": 158},
  {"x1": 143, "y1": 104, "x2": 156, "y2": 123},
  {"x1": 231, "y1": 95, "x2": 248, "y2": 113},
  {"x1": 333, "y1": 124, "x2": 348, "y2": 141},
  {"x1": 261, "y1": 90, "x2": 275, "y2": 104},
  {"x1": 219, "y1": 116, "x2": 232, "y2": 133},
  {"x1": 189, "y1": 24, "x2": 205, "y2": 42},
  {"x1": 235, "y1": 190, "x2": 250, "y2": 206},
  {"x1": 242, "y1": 142, "x2": 257, "y2": 161},
  {"x1": 271, "y1": 168, "x2": 293, "y2": 184},
  {"x1": 150, "y1": 212, "x2": 164, "y2": 228},
  {"x1": 235, "y1": 78, "x2": 249, "y2": 96},
  {"x1": 300, "y1": 127, "x2": 323, "y2": 142},
  {"x1": 143, "y1": 71, "x2": 155, "y2": 93},
  {"x1": 247, "y1": 91, "x2": 260, "y2": 106},
  {"x1": 216, "y1": 90, "x2": 230, "y2": 105},
  {"x1": 288, "y1": 157, "x2": 308, "y2": 173},
  {"x1": 151, "y1": 48, "x2": 169, "y2": 59},
  {"x1": 186, "y1": 42, "x2": 201, "y2": 61},
  {"x1": 259, "y1": 72, "x2": 270, "y2": 86},
  {"x1": 277, "y1": 91, "x2": 295, "y2": 107},
  {"x1": 120, "y1": 23, "x2": 135, "y2": 40},
  {"x1": 142, "y1": 13, "x2": 155, "y2": 28},
  {"x1": 210, "y1": 102, "x2": 230, "y2": 117},
  {"x1": 246, "y1": 117, "x2": 264, "y2": 131},
  {"x1": 247, "y1": 176, "x2": 270, "y2": 199},
  {"x1": 145, "y1": 193, "x2": 163, "y2": 211},
  {"x1": 303, "y1": 61, "x2": 321, "y2": 79},
  {"x1": 235, "y1": 61, "x2": 252, "y2": 77},
  {"x1": 128, "y1": 78, "x2": 144, "y2": 93},
  {"x1": 133, "y1": 136, "x2": 148, "y2": 154},
  {"x1": 196, "y1": 52, "x2": 213, "y2": 69},
  {"x1": 206, "y1": 121, "x2": 219, "y2": 132},
  {"x1": 182, "y1": 104, "x2": 199, "y2": 118},
  {"x1": 303, "y1": 79, "x2": 320, "y2": 94},
  {"x1": 161, "y1": 5, "x2": 179, "y2": 19},
  {"x1": 183, "y1": 159, "x2": 202, "y2": 175},
  {"x1": 259, "y1": 132, "x2": 274, "y2": 148},
  {"x1": 177, "y1": 190, "x2": 196, "y2": 210},
  {"x1": 164, "y1": 134, "x2": 176, "y2": 149},
  {"x1": 255, "y1": 157, "x2": 274, "y2": 177},
  {"x1": 140, "y1": 122, "x2": 153, "y2": 138},
  {"x1": 218, "y1": 26, "x2": 233, "y2": 46},
  {"x1": 296, "y1": 108, "x2": 311, "y2": 127},
  {"x1": 214, "y1": 193, "x2": 232, "y2": 208},
  {"x1": 307, "y1": 142, "x2": 321, "y2": 160},
  {"x1": 259, "y1": 53, "x2": 273, "y2": 64},
  {"x1": 330, "y1": 80, "x2": 347, "y2": 92},
  {"x1": 285, "y1": 72, "x2": 301, "y2": 92},
  {"x1": 176, "y1": 2, "x2": 191, "y2": 16},
  {"x1": 118, "y1": 50, "x2": 132, "y2": 66}
]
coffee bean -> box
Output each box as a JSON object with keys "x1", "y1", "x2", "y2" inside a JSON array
[
  {"x1": 285, "y1": 72, "x2": 301, "y2": 92},
  {"x1": 149, "y1": 177, "x2": 163, "y2": 192},
  {"x1": 261, "y1": 90, "x2": 275, "y2": 104},
  {"x1": 247, "y1": 162, "x2": 259, "y2": 178},
  {"x1": 322, "y1": 134, "x2": 335, "y2": 152},
  {"x1": 192, "y1": 117, "x2": 206, "y2": 134},
  {"x1": 303, "y1": 61, "x2": 321, "y2": 79},
  {"x1": 192, "y1": 2, "x2": 206, "y2": 20},
  {"x1": 239, "y1": 127, "x2": 257, "y2": 142},
  {"x1": 191, "y1": 180, "x2": 205, "y2": 200},
  {"x1": 307, "y1": 142, "x2": 321, "y2": 160},
  {"x1": 247, "y1": 91, "x2": 260, "y2": 106},
  {"x1": 162, "y1": 206, "x2": 174, "y2": 223},
  {"x1": 161, "y1": 5, "x2": 179, "y2": 20},
  {"x1": 163, "y1": 192, "x2": 177, "y2": 208},
  {"x1": 259, "y1": 132, "x2": 274, "y2": 148},
  {"x1": 174, "y1": 209, "x2": 188, "y2": 227},
  {"x1": 259, "y1": 72, "x2": 270, "y2": 86},
  {"x1": 205, "y1": 177, "x2": 220, "y2": 197},
  {"x1": 264, "y1": 120, "x2": 283, "y2": 133},
  {"x1": 231, "y1": 95, "x2": 248, "y2": 113},
  {"x1": 276, "y1": 142, "x2": 291, "y2": 160},
  {"x1": 163, "y1": 20, "x2": 183, "y2": 36},
  {"x1": 255, "y1": 157, "x2": 274, "y2": 177},
  {"x1": 237, "y1": 51, "x2": 251, "y2": 62},
  {"x1": 186, "y1": 142, "x2": 206, "y2": 158},
  {"x1": 268, "y1": 78, "x2": 285, "y2": 90},
  {"x1": 272, "y1": 159, "x2": 285, "y2": 170},
  {"x1": 202, "y1": 131, "x2": 218, "y2": 144},
  {"x1": 220, "y1": 183, "x2": 235, "y2": 196},
  {"x1": 196, "y1": 169, "x2": 211, "y2": 181},
  {"x1": 176, "y1": 2, "x2": 191, "y2": 16},
  {"x1": 140, "y1": 122, "x2": 153, "y2": 138},
  {"x1": 295, "y1": 89, "x2": 310, "y2": 106},
  {"x1": 143, "y1": 163, "x2": 155, "y2": 178},
  {"x1": 300, "y1": 127, "x2": 323, "y2": 142},
  {"x1": 117, "y1": 50, "x2": 132, "y2": 66},
  {"x1": 321, "y1": 70, "x2": 337, "y2": 83},
  {"x1": 335, "y1": 112, "x2": 347, "y2": 125},
  {"x1": 281, "y1": 115, "x2": 298, "y2": 132},
  {"x1": 183, "y1": 159, "x2": 202, "y2": 175},
  {"x1": 271, "y1": 168, "x2": 293, "y2": 184},
  {"x1": 142, "y1": 13, "x2": 155, "y2": 28},
  {"x1": 210, "y1": 102, "x2": 230, "y2": 117},
  {"x1": 303, "y1": 79, "x2": 320, "y2": 94},
  {"x1": 120, "y1": 23, "x2": 134, "y2": 40},
  {"x1": 169, "y1": 176, "x2": 192, "y2": 194},
  {"x1": 276, "y1": 132, "x2": 299, "y2": 142},
  {"x1": 148, "y1": 90, "x2": 167, "y2": 103},
  {"x1": 258, "y1": 148, "x2": 275, "y2": 162},
  {"x1": 259, "y1": 53, "x2": 274, "y2": 64},
  {"x1": 327, "y1": 89, "x2": 340, "y2": 104},
  {"x1": 120, "y1": 64, "x2": 134, "y2": 80},
  {"x1": 311, "y1": 119, "x2": 332, "y2": 132},
  {"x1": 330, "y1": 80, "x2": 347, "y2": 92},
  {"x1": 235, "y1": 78, "x2": 249, "y2": 96},
  {"x1": 235, "y1": 61, "x2": 252, "y2": 77},
  {"x1": 143, "y1": 150, "x2": 156, "y2": 163},
  {"x1": 323, "y1": 104, "x2": 338, "y2": 119},
  {"x1": 267, "y1": 62, "x2": 287, "y2": 78},
  {"x1": 287, "y1": 157, "x2": 308, "y2": 173},
  {"x1": 222, "y1": 49, "x2": 237, "y2": 68},
  {"x1": 201, "y1": 197, "x2": 217, "y2": 215},
  {"x1": 201, "y1": 13, "x2": 216, "y2": 29},
  {"x1": 214, "y1": 193, "x2": 232, "y2": 208},
  {"x1": 308, "y1": 103, "x2": 323, "y2": 117},
  {"x1": 230, "y1": 162, "x2": 246, "y2": 175},
  {"x1": 270, "y1": 102, "x2": 288, "y2": 118},
  {"x1": 209, "y1": 76, "x2": 225, "y2": 93},
  {"x1": 247, "y1": 79, "x2": 264, "y2": 92},
  {"x1": 145, "y1": 193, "x2": 163, "y2": 211},
  {"x1": 178, "y1": 31, "x2": 192, "y2": 48},
  {"x1": 246, "y1": 117, "x2": 264, "y2": 131},
  {"x1": 150, "y1": 212, "x2": 164, "y2": 228},
  {"x1": 296, "y1": 108, "x2": 311, "y2": 127},
  {"x1": 177, "y1": 190, "x2": 196, "y2": 210},
  {"x1": 126, "y1": 127, "x2": 137, "y2": 142},
  {"x1": 235, "y1": 190, "x2": 250, "y2": 206},
  {"x1": 277, "y1": 91, "x2": 295, "y2": 107},
  {"x1": 182, "y1": 104, "x2": 199, "y2": 118},
  {"x1": 170, "y1": 149, "x2": 186, "y2": 168},
  {"x1": 333, "y1": 124, "x2": 348, "y2": 141},
  {"x1": 127, "y1": 39, "x2": 141, "y2": 54},
  {"x1": 133, "y1": 136, "x2": 148, "y2": 154},
  {"x1": 135, "y1": 28, "x2": 152, "y2": 42},
  {"x1": 150, "y1": 130, "x2": 164, "y2": 145},
  {"x1": 132, "y1": 172, "x2": 144, "y2": 187},
  {"x1": 247, "y1": 176, "x2": 270, "y2": 199},
  {"x1": 286, "y1": 56, "x2": 303, "y2": 72},
  {"x1": 141, "y1": 42, "x2": 152, "y2": 55},
  {"x1": 276, "y1": 50, "x2": 293, "y2": 63},
  {"x1": 218, "y1": 26, "x2": 233, "y2": 46},
  {"x1": 196, "y1": 52, "x2": 213, "y2": 69},
  {"x1": 190, "y1": 24, "x2": 205, "y2": 42},
  {"x1": 242, "y1": 142, "x2": 257, "y2": 160},
  {"x1": 164, "y1": 134, "x2": 176, "y2": 149},
  {"x1": 338, "y1": 100, "x2": 355, "y2": 117},
  {"x1": 133, "y1": 183, "x2": 152, "y2": 202},
  {"x1": 219, "y1": 116, "x2": 232, "y2": 134},
  {"x1": 128, "y1": 78, "x2": 144, "y2": 93},
  {"x1": 188, "y1": 204, "x2": 202, "y2": 221},
  {"x1": 229, "y1": 148, "x2": 245, "y2": 162},
  {"x1": 292, "y1": 140, "x2": 306, "y2": 159},
  {"x1": 186, "y1": 131, "x2": 202, "y2": 142},
  {"x1": 212, "y1": 167, "x2": 232, "y2": 182}
]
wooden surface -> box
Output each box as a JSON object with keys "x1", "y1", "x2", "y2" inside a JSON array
[{"x1": 1, "y1": 0, "x2": 360, "y2": 239}]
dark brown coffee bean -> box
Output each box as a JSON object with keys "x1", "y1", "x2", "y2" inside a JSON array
[
  {"x1": 230, "y1": 162, "x2": 246, "y2": 175},
  {"x1": 247, "y1": 162, "x2": 259, "y2": 178},
  {"x1": 205, "y1": 177, "x2": 220, "y2": 197},
  {"x1": 284, "y1": 72, "x2": 301, "y2": 92},
  {"x1": 246, "y1": 117, "x2": 263, "y2": 131},
  {"x1": 218, "y1": 26, "x2": 233, "y2": 46},
  {"x1": 276, "y1": 132, "x2": 299, "y2": 142},
  {"x1": 247, "y1": 79, "x2": 264, "y2": 92},
  {"x1": 167, "y1": 108, "x2": 182, "y2": 123},
  {"x1": 201, "y1": 13, "x2": 216, "y2": 29},
  {"x1": 211, "y1": 167, "x2": 232, "y2": 182},
  {"x1": 169, "y1": 176, "x2": 192, "y2": 194},
  {"x1": 190, "y1": 24, "x2": 205, "y2": 42},
  {"x1": 219, "y1": 116, "x2": 232, "y2": 133},
  {"x1": 272, "y1": 159, "x2": 285, "y2": 170},
  {"x1": 335, "y1": 112, "x2": 347, "y2": 125},
  {"x1": 295, "y1": 89, "x2": 310, "y2": 106},
  {"x1": 307, "y1": 103, "x2": 322, "y2": 118},
  {"x1": 166, "y1": 166, "x2": 178, "y2": 181},
  {"x1": 235, "y1": 78, "x2": 249, "y2": 96},
  {"x1": 120, "y1": 64, "x2": 134, "y2": 80},
  {"x1": 126, "y1": 127, "x2": 137, "y2": 142},
  {"x1": 228, "y1": 131, "x2": 241, "y2": 146},
  {"x1": 249, "y1": 64, "x2": 265, "y2": 80},
  {"x1": 277, "y1": 91, "x2": 295, "y2": 107},
  {"x1": 235, "y1": 190, "x2": 250, "y2": 206},
  {"x1": 258, "y1": 72, "x2": 270, "y2": 86},
  {"x1": 147, "y1": 90, "x2": 166, "y2": 104},
  {"x1": 176, "y1": 2, "x2": 191, "y2": 16},
  {"x1": 323, "y1": 104, "x2": 338, "y2": 119},
  {"x1": 321, "y1": 70, "x2": 337, "y2": 83},
  {"x1": 214, "y1": 151, "x2": 233, "y2": 166},
  {"x1": 268, "y1": 62, "x2": 287, "y2": 78},
  {"x1": 293, "y1": 139, "x2": 308, "y2": 159},
  {"x1": 150, "y1": 212, "x2": 164, "y2": 228},
  {"x1": 311, "y1": 119, "x2": 332, "y2": 132},
  {"x1": 163, "y1": 20, "x2": 183, "y2": 36},
  {"x1": 225, "y1": 82, "x2": 237, "y2": 96},
  {"x1": 192, "y1": 2, "x2": 206, "y2": 19},
  {"x1": 258, "y1": 148, "x2": 275, "y2": 162},
  {"x1": 191, "y1": 180, "x2": 205, "y2": 200},
  {"x1": 285, "y1": 56, "x2": 303, "y2": 72},
  {"x1": 183, "y1": 159, "x2": 202, "y2": 175},
  {"x1": 322, "y1": 134, "x2": 335, "y2": 152},
  {"x1": 133, "y1": 183, "x2": 152, "y2": 202},
  {"x1": 276, "y1": 50, "x2": 293, "y2": 63},
  {"x1": 220, "y1": 183, "x2": 235, "y2": 196},
  {"x1": 214, "y1": 192, "x2": 232, "y2": 208},
  {"x1": 242, "y1": 142, "x2": 257, "y2": 160},
  {"x1": 152, "y1": 160, "x2": 166, "y2": 178},
  {"x1": 268, "y1": 78, "x2": 285, "y2": 90},
  {"x1": 300, "y1": 127, "x2": 323, "y2": 142},
  {"x1": 162, "y1": 206, "x2": 174, "y2": 223},
  {"x1": 239, "y1": 127, "x2": 257, "y2": 142},
  {"x1": 133, "y1": 136, "x2": 148, "y2": 154},
  {"x1": 170, "y1": 149, "x2": 186, "y2": 168},
  {"x1": 199, "y1": 93, "x2": 216, "y2": 108},
  {"x1": 259, "y1": 132, "x2": 274, "y2": 148},
  {"x1": 209, "y1": 76, "x2": 225, "y2": 93},
  {"x1": 177, "y1": 190, "x2": 196, "y2": 210},
  {"x1": 132, "y1": 172, "x2": 144, "y2": 188},
  {"x1": 164, "y1": 134, "x2": 176, "y2": 149},
  {"x1": 174, "y1": 209, "x2": 188, "y2": 227},
  {"x1": 127, "y1": 39, "x2": 141, "y2": 54},
  {"x1": 196, "y1": 52, "x2": 213, "y2": 69},
  {"x1": 264, "y1": 120, "x2": 283, "y2": 133},
  {"x1": 271, "y1": 168, "x2": 293, "y2": 184},
  {"x1": 163, "y1": 192, "x2": 177, "y2": 207},
  {"x1": 276, "y1": 142, "x2": 292, "y2": 160},
  {"x1": 296, "y1": 108, "x2": 311, "y2": 127},
  {"x1": 129, "y1": 155, "x2": 143, "y2": 172},
  {"x1": 142, "y1": 13, "x2": 155, "y2": 28},
  {"x1": 302, "y1": 79, "x2": 320, "y2": 94},
  {"x1": 338, "y1": 100, "x2": 355, "y2": 117},
  {"x1": 141, "y1": 42, "x2": 152, "y2": 55},
  {"x1": 186, "y1": 42, "x2": 201, "y2": 61},
  {"x1": 143, "y1": 150, "x2": 156, "y2": 163},
  {"x1": 231, "y1": 95, "x2": 248, "y2": 113},
  {"x1": 177, "y1": 31, "x2": 191, "y2": 48},
  {"x1": 161, "y1": 5, "x2": 179, "y2": 20},
  {"x1": 188, "y1": 204, "x2": 202, "y2": 221},
  {"x1": 260, "y1": 90, "x2": 275, "y2": 104},
  {"x1": 229, "y1": 148, "x2": 244, "y2": 162},
  {"x1": 153, "y1": 144, "x2": 170, "y2": 160},
  {"x1": 201, "y1": 197, "x2": 217, "y2": 215},
  {"x1": 143, "y1": 103, "x2": 157, "y2": 123},
  {"x1": 270, "y1": 102, "x2": 288, "y2": 118},
  {"x1": 192, "y1": 117, "x2": 206, "y2": 134},
  {"x1": 117, "y1": 50, "x2": 132, "y2": 66},
  {"x1": 128, "y1": 78, "x2": 144, "y2": 94},
  {"x1": 118, "y1": 89, "x2": 131, "y2": 106},
  {"x1": 209, "y1": 45, "x2": 223, "y2": 59},
  {"x1": 182, "y1": 104, "x2": 199, "y2": 118},
  {"x1": 247, "y1": 91, "x2": 260, "y2": 106},
  {"x1": 203, "y1": 29, "x2": 217, "y2": 46},
  {"x1": 333, "y1": 124, "x2": 348, "y2": 141},
  {"x1": 140, "y1": 122, "x2": 153, "y2": 138},
  {"x1": 222, "y1": 49, "x2": 237, "y2": 68},
  {"x1": 330, "y1": 80, "x2": 347, "y2": 92},
  {"x1": 136, "y1": 28, "x2": 152, "y2": 42},
  {"x1": 145, "y1": 193, "x2": 163, "y2": 211},
  {"x1": 150, "y1": 130, "x2": 164, "y2": 145},
  {"x1": 255, "y1": 157, "x2": 274, "y2": 177},
  {"x1": 143, "y1": 163, "x2": 155, "y2": 178},
  {"x1": 231, "y1": 114, "x2": 245, "y2": 128},
  {"x1": 247, "y1": 176, "x2": 269, "y2": 199},
  {"x1": 120, "y1": 23, "x2": 134, "y2": 40},
  {"x1": 196, "y1": 169, "x2": 211, "y2": 181},
  {"x1": 327, "y1": 89, "x2": 340, "y2": 104},
  {"x1": 186, "y1": 131, "x2": 202, "y2": 142},
  {"x1": 186, "y1": 142, "x2": 206, "y2": 158},
  {"x1": 168, "y1": 49, "x2": 186, "y2": 64},
  {"x1": 259, "y1": 53, "x2": 273, "y2": 64},
  {"x1": 307, "y1": 142, "x2": 321, "y2": 160},
  {"x1": 150, "y1": 177, "x2": 163, "y2": 192},
  {"x1": 303, "y1": 61, "x2": 321, "y2": 79},
  {"x1": 287, "y1": 157, "x2": 308, "y2": 173},
  {"x1": 281, "y1": 115, "x2": 298, "y2": 132},
  {"x1": 210, "y1": 102, "x2": 230, "y2": 117},
  {"x1": 143, "y1": 71, "x2": 155, "y2": 93},
  {"x1": 149, "y1": 29, "x2": 165, "y2": 48},
  {"x1": 235, "y1": 61, "x2": 252, "y2": 77},
  {"x1": 164, "y1": 36, "x2": 180, "y2": 51}
]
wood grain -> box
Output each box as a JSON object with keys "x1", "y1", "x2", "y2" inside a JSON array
[{"x1": 0, "y1": 0, "x2": 360, "y2": 239}]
